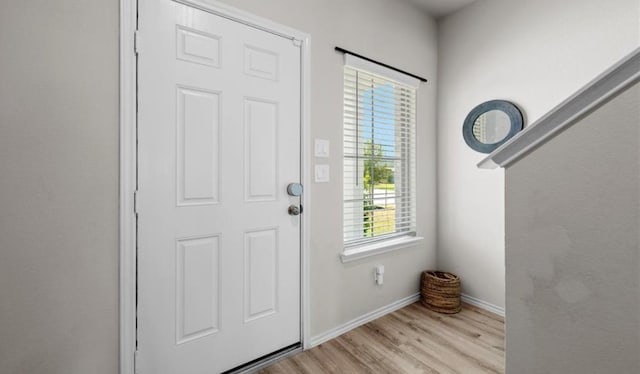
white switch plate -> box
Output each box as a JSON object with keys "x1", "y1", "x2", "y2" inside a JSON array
[
  {"x1": 315, "y1": 164, "x2": 330, "y2": 183},
  {"x1": 314, "y1": 139, "x2": 330, "y2": 158}
]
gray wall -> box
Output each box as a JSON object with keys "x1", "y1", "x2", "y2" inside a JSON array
[
  {"x1": 0, "y1": 1, "x2": 119, "y2": 373},
  {"x1": 505, "y1": 83, "x2": 640, "y2": 373},
  {"x1": 437, "y1": 0, "x2": 640, "y2": 308}
]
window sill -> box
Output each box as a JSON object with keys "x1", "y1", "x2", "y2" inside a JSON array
[{"x1": 340, "y1": 236, "x2": 424, "y2": 263}]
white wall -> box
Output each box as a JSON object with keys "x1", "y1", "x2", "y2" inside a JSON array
[
  {"x1": 217, "y1": 0, "x2": 438, "y2": 338},
  {"x1": 0, "y1": 1, "x2": 119, "y2": 373},
  {"x1": 437, "y1": 0, "x2": 640, "y2": 308},
  {"x1": 505, "y1": 82, "x2": 640, "y2": 373}
]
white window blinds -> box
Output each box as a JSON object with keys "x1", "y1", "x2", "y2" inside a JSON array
[{"x1": 343, "y1": 57, "x2": 418, "y2": 247}]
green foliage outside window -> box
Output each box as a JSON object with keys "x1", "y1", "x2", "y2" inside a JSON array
[{"x1": 362, "y1": 140, "x2": 394, "y2": 237}]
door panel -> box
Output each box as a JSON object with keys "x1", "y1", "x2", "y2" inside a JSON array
[
  {"x1": 176, "y1": 86, "x2": 220, "y2": 205},
  {"x1": 176, "y1": 235, "x2": 220, "y2": 344},
  {"x1": 137, "y1": 1, "x2": 301, "y2": 372},
  {"x1": 244, "y1": 228, "x2": 278, "y2": 322}
]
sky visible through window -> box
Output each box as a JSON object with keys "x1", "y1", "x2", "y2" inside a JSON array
[{"x1": 361, "y1": 83, "x2": 396, "y2": 158}]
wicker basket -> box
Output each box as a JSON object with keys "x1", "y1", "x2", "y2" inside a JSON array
[{"x1": 420, "y1": 271, "x2": 461, "y2": 314}]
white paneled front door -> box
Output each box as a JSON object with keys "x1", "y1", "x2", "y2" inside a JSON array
[{"x1": 137, "y1": 1, "x2": 302, "y2": 372}]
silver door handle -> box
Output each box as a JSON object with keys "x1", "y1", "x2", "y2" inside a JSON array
[{"x1": 288, "y1": 205, "x2": 302, "y2": 216}]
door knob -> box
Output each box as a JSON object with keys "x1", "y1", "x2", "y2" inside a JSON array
[{"x1": 288, "y1": 205, "x2": 302, "y2": 216}]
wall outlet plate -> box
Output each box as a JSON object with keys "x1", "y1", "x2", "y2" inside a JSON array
[
  {"x1": 315, "y1": 164, "x2": 330, "y2": 183},
  {"x1": 314, "y1": 139, "x2": 330, "y2": 158}
]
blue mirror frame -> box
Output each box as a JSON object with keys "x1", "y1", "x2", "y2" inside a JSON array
[{"x1": 462, "y1": 100, "x2": 523, "y2": 154}]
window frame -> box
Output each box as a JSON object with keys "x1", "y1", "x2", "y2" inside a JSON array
[{"x1": 341, "y1": 55, "x2": 423, "y2": 262}]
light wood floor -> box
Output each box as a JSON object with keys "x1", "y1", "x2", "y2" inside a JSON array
[{"x1": 260, "y1": 302, "x2": 505, "y2": 374}]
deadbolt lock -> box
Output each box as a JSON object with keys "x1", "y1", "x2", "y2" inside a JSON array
[{"x1": 286, "y1": 183, "x2": 303, "y2": 197}]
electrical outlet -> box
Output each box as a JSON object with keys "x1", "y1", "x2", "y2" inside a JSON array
[{"x1": 374, "y1": 265, "x2": 385, "y2": 285}]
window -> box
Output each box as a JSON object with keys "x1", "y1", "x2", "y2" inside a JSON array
[{"x1": 343, "y1": 55, "x2": 418, "y2": 253}]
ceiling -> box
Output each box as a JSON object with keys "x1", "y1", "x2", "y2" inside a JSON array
[{"x1": 408, "y1": 0, "x2": 479, "y2": 18}]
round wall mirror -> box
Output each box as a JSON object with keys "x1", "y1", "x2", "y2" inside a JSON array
[{"x1": 462, "y1": 100, "x2": 524, "y2": 154}]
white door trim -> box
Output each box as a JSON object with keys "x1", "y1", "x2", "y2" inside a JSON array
[
  {"x1": 119, "y1": 0, "x2": 137, "y2": 373},
  {"x1": 119, "y1": 1, "x2": 311, "y2": 372}
]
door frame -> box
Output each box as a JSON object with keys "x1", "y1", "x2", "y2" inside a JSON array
[{"x1": 119, "y1": 1, "x2": 312, "y2": 372}]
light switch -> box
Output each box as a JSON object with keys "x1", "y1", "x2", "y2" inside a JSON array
[
  {"x1": 315, "y1": 164, "x2": 330, "y2": 183},
  {"x1": 314, "y1": 139, "x2": 330, "y2": 158}
]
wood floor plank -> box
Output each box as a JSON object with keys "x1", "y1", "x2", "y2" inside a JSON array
[
  {"x1": 354, "y1": 325, "x2": 432, "y2": 373},
  {"x1": 383, "y1": 312, "x2": 498, "y2": 373},
  {"x1": 405, "y1": 317, "x2": 502, "y2": 373},
  {"x1": 367, "y1": 315, "x2": 460, "y2": 373},
  {"x1": 399, "y1": 340, "x2": 461, "y2": 374},
  {"x1": 310, "y1": 342, "x2": 369, "y2": 374},
  {"x1": 371, "y1": 314, "x2": 471, "y2": 373},
  {"x1": 335, "y1": 332, "x2": 400, "y2": 373},
  {"x1": 399, "y1": 306, "x2": 504, "y2": 356},
  {"x1": 398, "y1": 306, "x2": 505, "y2": 360},
  {"x1": 258, "y1": 302, "x2": 505, "y2": 373}
]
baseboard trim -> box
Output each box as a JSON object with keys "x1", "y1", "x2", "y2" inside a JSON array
[
  {"x1": 461, "y1": 293, "x2": 505, "y2": 317},
  {"x1": 308, "y1": 293, "x2": 420, "y2": 348}
]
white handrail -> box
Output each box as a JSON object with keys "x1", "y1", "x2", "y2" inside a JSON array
[{"x1": 478, "y1": 47, "x2": 640, "y2": 169}]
